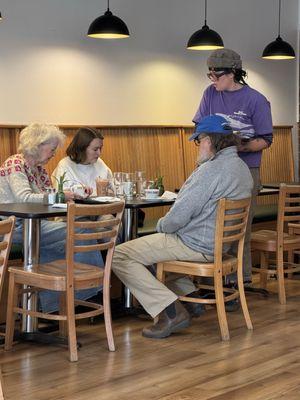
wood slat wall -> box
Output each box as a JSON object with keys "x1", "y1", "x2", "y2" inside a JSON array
[
  {"x1": 257, "y1": 125, "x2": 294, "y2": 205},
  {"x1": 181, "y1": 126, "x2": 294, "y2": 206},
  {"x1": 0, "y1": 124, "x2": 294, "y2": 215}
]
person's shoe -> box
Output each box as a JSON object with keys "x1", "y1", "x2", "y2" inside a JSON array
[
  {"x1": 183, "y1": 291, "x2": 206, "y2": 318},
  {"x1": 225, "y1": 299, "x2": 240, "y2": 312},
  {"x1": 142, "y1": 300, "x2": 191, "y2": 339},
  {"x1": 183, "y1": 302, "x2": 205, "y2": 318}
]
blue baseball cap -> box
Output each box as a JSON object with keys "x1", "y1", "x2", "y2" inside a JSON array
[{"x1": 189, "y1": 115, "x2": 233, "y2": 141}]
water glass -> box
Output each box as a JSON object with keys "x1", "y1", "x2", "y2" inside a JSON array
[
  {"x1": 113, "y1": 172, "x2": 124, "y2": 198},
  {"x1": 123, "y1": 172, "x2": 135, "y2": 200},
  {"x1": 135, "y1": 171, "x2": 146, "y2": 198}
]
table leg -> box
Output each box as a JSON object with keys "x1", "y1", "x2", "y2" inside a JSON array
[
  {"x1": 22, "y1": 218, "x2": 40, "y2": 332},
  {"x1": 122, "y1": 208, "x2": 138, "y2": 308},
  {"x1": 18, "y1": 218, "x2": 69, "y2": 346}
]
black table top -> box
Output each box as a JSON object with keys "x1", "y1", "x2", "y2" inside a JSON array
[
  {"x1": 0, "y1": 198, "x2": 175, "y2": 219},
  {"x1": 0, "y1": 203, "x2": 67, "y2": 219},
  {"x1": 120, "y1": 198, "x2": 174, "y2": 209},
  {"x1": 262, "y1": 182, "x2": 300, "y2": 189},
  {"x1": 77, "y1": 197, "x2": 175, "y2": 209}
]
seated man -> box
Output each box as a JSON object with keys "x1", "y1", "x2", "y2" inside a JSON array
[{"x1": 112, "y1": 115, "x2": 253, "y2": 339}]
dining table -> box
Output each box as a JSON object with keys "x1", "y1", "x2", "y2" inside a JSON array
[
  {"x1": 120, "y1": 197, "x2": 175, "y2": 308},
  {"x1": 81, "y1": 196, "x2": 176, "y2": 308},
  {"x1": 0, "y1": 197, "x2": 175, "y2": 333}
]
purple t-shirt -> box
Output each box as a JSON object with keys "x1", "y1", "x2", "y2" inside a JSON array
[{"x1": 193, "y1": 84, "x2": 273, "y2": 168}]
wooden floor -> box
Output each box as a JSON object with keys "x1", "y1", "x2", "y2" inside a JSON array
[{"x1": 1, "y1": 278, "x2": 300, "y2": 400}]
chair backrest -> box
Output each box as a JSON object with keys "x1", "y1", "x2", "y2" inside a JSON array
[
  {"x1": 0, "y1": 217, "x2": 15, "y2": 302},
  {"x1": 277, "y1": 184, "x2": 300, "y2": 243},
  {"x1": 214, "y1": 198, "x2": 251, "y2": 266},
  {"x1": 66, "y1": 202, "x2": 125, "y2": 284}
]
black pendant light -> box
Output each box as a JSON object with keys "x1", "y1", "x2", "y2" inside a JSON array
[
  {"x1": 87, "y1": 0, "x2": 130, "y2": 39},
  {"x1": 262, "y1": 0, "x2": 295, "y2": 60},
  {"x1": 187, "y1": 0, "x2": 224, "y2": 51}
]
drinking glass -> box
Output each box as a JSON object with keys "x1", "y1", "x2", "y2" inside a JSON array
[
  {"x1": 113, "y1": 172, "x2": 124, "y2": 198},
  {"x1": 95, "y1": 177, "x2": 109, "y2": 196},
  {"x1": 135, "y1": 171, "x2": 146, "y2": 198},
  {"x1": 123, "y1": 172, "x2": 135, "y2": 200}
]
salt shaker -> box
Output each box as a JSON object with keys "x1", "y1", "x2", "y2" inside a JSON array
[
  {"x1": 44, "y1": 188, "x2": 56, "y2": 205},
  {"x1": 48, "y1": 188, "x2": 56, "y2": 204}
]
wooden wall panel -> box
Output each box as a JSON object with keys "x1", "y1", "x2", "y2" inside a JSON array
[
  {"x1": 182, "y1": 126, "x2": 294, "y2": 206},
  {"x1": 45, "y1": 126, "x2": 185, "y2": 220},
  {"x1": 257, "y1": 126, "x2": 294, "y2": 205},
  {"x1": 0, "y1": 124, "x2": 294, "y2": 214}
]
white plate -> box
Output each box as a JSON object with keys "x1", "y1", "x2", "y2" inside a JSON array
[
  {"x1": 90, "y1": 196, "x2": 122, "y2": 203},
  {"x1": 140, "y1": 196, "x2": 162, "y2": 201}
]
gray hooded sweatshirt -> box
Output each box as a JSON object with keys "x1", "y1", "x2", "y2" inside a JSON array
[{"x1": 156, "y1": 146, "x2": 253, "y2": 255}]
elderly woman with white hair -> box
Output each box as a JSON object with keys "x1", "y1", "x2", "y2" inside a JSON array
[{"x1": 0, "y1": 123, "x2": 104, "y2": 313}]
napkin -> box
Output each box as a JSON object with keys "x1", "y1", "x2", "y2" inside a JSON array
[
  {"x1": 91, "y1": 196, "x2": 122, "y2": 203},
  {"x1": 52, "y1": 203, "x2": 68, "y2": 209},
  {"x1": 160, "y1": 191, "x2": 177, "y2": 200}
]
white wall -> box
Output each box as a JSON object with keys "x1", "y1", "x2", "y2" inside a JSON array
[{"x1": 0, "y1": 0, "x2": 298, "y2": 128}]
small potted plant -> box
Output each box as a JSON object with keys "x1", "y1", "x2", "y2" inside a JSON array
[
  {"x1": 150, "y1": 175, "x2": 165, "y2": 196},
  {"x1": 52, "y1": 172, "x2": 68, "y2": 203}
]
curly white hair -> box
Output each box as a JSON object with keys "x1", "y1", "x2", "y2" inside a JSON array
[{"x1": 18, "y1": 123, "x2": 65, "y2": 159}]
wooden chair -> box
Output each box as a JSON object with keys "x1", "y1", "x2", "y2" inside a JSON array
[
  {"x1": 251, "y1": 184, "x2": 300, "y2": 305},
  {"x1": 0, "y1": 217, "x2": 16, "y2": 400},
  {"x1": 157, "y1": 197, "x2": 252, "y2": 341},
  {"x1": 5, "y1": 202, "x2": 124, "y2": 362},
  {"x1": 0, "y1": 373, "x2": 4, "y2": 400}
]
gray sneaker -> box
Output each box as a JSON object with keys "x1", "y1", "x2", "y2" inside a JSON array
[
  {"x1": 183, "y1": 301, "x2": 206, "y2": 318},
  {"x1": 225, "y1": 299, "x2": 240, "y2": 312},
  {"x1": 142, "y1": 300, "x2": 191, "y2": 339}
]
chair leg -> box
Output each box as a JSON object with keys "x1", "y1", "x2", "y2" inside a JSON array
[
  {"x1": 59, "y1": 293, "x2": 67, "y2": 338},
  {"x1": 5, "y1": 274, "x2": 18, "y2": 351},
  {"x1": 214, "y1": 274, "x2": 229, "y2": 341},
  {"x1": 103, "y1": 282, "x2": 115, "y2": 352},
  {"x1": 237, "y1": 262, "x2": 253, "y2": 330},
  {"x1": 155, "y1": 263, "x2": 167, "y2": 324},
  {"x1": 66, "y1": 289, "x2": 78, "y2": 362},
  {"x1": 260, "y1": 251, "x2": 268, "y2": 289},
  {"x1": 156, "y1": 263, "x2": 166, "y2": 283},
  {"x1": 277, "y1": 251, "x2": 286, "y2": 305},
  {"x1": 0, "y1": 369, "x2": 4, "y2": 400},
  {"x1": 287, "y1": 249, "x2": 293, "y2": 279}
]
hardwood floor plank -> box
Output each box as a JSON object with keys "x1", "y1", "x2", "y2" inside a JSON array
[{"x1": 1, "y1": 277, "x2": 300, "y2": 399}]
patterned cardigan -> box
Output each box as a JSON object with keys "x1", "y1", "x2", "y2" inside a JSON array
[{"x1": 0, "y1": 154, "x2": 52, "y2": 203}]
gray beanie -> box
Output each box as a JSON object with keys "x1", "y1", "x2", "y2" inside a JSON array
[{"x1": 207, "y1": 48, "x2": 242, "y2": 69}]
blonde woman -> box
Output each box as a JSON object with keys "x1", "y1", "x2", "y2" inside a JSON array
[{"x1": 0, "y1": 123, "x2": 103, "y2": 312}]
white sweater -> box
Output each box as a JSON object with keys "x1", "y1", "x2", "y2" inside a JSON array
[{"x1": 52, "y1": 156, "x2": 113, "y2": 195}]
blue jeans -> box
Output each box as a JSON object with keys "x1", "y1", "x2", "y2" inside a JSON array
[{"x1": 13, "y1": 219, "x2": 104, "y2": 313}]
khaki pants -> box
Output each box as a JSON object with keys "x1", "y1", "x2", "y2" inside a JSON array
[{"x1": 112, "y1": 233, "x2": 214, "y2": 318}]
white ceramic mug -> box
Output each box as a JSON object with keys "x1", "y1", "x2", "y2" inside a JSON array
[{"x1": 144, "y1": 188, "x2": 159, "y2": 200}]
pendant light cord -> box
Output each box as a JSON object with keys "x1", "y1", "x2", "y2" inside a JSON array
[
  {"x1": 278, "y1": 0, "x2": 281, "y2": 37},
  {"x1": 204, "y1": 0, "x2": 207, "y2": 25},
  {"x1": 107, "y1": 0, "x2": 110, "y2": 12}
]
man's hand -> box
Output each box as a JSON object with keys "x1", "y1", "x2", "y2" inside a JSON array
[{"x1": 237, "y1": 138, "x2": 269, "y2": 153}]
